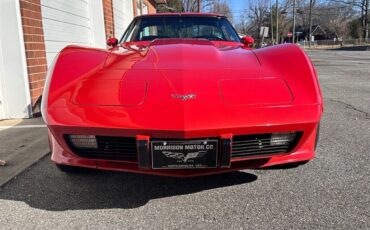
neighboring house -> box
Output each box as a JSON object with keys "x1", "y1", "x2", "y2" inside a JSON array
[{"x1": 0, "y1": 0, "x2": 162, "y2": 120}]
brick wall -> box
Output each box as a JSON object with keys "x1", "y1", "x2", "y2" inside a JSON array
[
  {"x1": 146, "y1": 0, "x2": 156, "y2": 14},
  {"x1": 133, "y1": 0, "x2": 138, "y2": 16},
  {"x1": 103, "y1": 0, "x2": 115, "y2": 39},
  {"x1": 19, "y1": 0, "x2": 47, "y2": 114}
]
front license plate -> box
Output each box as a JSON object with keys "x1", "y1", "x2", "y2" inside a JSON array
[{"x1": 151, "y1": 140, "x2": 218, "y2": 169}]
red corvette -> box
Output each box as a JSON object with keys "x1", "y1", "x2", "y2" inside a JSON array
[{"x1": 42, "y1": 13, "x2": 323, "y2": 177}]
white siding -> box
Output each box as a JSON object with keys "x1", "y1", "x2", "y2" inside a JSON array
[
  {"x1": 41, "y1": 0, "x2": 92, "y2": 65},
  {"x1": 113, "y1": 0, "x2": 124, "y2": 38},
  {"x1": 0, "y1": 0, "x2": 32, "y2": 119},
  {"x1": 0, "y1": 41, "x2": 5, "y2": 120},
  {"x1": 122, "y1": 0, "x2": 134, "y2": 33},
  {"x1": 113, "y1": 0, "x2": 134, "y2": 39}
]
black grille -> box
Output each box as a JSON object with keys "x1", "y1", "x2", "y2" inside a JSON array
[
  {"x1": 65, "y1": 135, "x2": 137, "y2": 161},
  {"x1": 231, "y1": 133, "x2": 302, "y2": 158},
  {"x1": 65, "y1": 133, "x2": 301, "y2": 162}
]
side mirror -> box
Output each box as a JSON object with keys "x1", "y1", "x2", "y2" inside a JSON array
[
  {"x1": 106, "y1": 37, "x2": 118, "y2": 47},
  {"x1": 241, "y1": 36, "x2": 254, "y2": 48}
]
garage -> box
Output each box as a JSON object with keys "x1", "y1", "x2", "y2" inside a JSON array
[
  {"x1": 113, "y1": 0, "x2": 134, "y2": 39},
  {"x1": 41, "y1": 0, "x2": 105, "y2": 65},
  {"x1": 0, "y1": 0, "x2": 156, "y2": 119},
  {"x1": 0, "y1": 0, "x2": 31, "y2": 119}
]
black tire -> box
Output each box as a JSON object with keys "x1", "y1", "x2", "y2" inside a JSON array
[{"x1": 55, "y1": 164, "x2": 90, "y2": 173}]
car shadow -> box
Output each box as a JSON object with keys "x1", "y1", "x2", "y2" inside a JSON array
[
  {"x1": 0, "y1": 157, "x2": 257, "y2": 211},
  {"x1": 258, "y1": 161, "x2": 309, "y2": 170}
]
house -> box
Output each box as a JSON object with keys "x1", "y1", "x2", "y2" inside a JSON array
[{"x1": 0, "y1": 0, "x2": 163, "y2": 120}]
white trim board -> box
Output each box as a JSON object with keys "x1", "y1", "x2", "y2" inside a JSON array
[{"x1": 0, "y1": 0, "x2": 32, "y2": 119}]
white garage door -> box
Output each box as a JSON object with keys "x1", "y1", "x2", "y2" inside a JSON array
[
  {"x1": 0, "y1": 43, "x2": 4, "y2": 120},
  {"x1": 41, "y1": 0, "x2": 92, "y2": 65},
  {"x1": 113, "y1": 0, "x2": 134, "y2": 39}
]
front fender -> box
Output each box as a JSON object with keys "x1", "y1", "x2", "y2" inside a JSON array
[{"x1": 253, "y1": 44, "x2": 323, "y2": 109}]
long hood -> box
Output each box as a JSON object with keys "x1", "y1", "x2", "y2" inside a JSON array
[
  {"x1": 72, "y1": 40, "x2": 281, "y2": 108},
  {"x1": 104, "y1": 39, "x2": 261, "y2": 70},
  {"x1": 46, "y1": 43, "x2": 322, "y2": 132}
]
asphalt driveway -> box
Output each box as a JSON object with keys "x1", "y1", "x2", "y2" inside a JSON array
[{"x1": 0, "y1": 50, "x2": 369, "y2": 229}]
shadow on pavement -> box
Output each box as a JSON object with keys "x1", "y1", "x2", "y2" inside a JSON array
[
  {"x1": 0, "y1": 117, "x2": 48, "y2": 187},
  {"x1": 0, "y1": 157, "x2": 257, "y2": 211}
]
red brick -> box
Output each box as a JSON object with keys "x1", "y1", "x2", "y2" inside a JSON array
[
  {"x1": 29, "y1": 72, "x2": 46, "y2": 82},
  {"x1": 20, "y1": 0, "x2": 47, "y2": 114},
  {"x1": 30, "y1": 88, "x2": 43, "y2": 98},
  {"x1": 103, "y1": 0, "x2": 114, "y2": 39}
]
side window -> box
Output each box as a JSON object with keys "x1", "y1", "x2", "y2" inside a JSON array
[{"x1": 221, "y1": 24, "x2": 237, "y2": 41}]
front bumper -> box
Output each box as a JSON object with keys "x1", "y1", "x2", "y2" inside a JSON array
[{"x1": 49, "y1": 123, "x2": 319, "y2": 177}]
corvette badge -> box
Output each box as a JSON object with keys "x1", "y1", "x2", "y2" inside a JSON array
[
  {"x1": 162, "y1": 151, "x2": 207, "y2": 163},
  {"x1": 171, "y1": 93, "x2": 197, "y2": 101}
]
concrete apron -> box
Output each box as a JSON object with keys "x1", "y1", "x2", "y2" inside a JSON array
[{"x1": 0, "y1": 117, "x2": 49, "y2": 187}]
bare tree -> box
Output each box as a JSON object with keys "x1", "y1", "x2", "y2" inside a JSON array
[
  {"x1": 182, "y1": 0, "x2": 216, "y2": 12},
  {"x1": 157, "y1": 0, "x2": 184, "y2": 12},
  {"x1": 248, "y1": 0, "x2": 270, "y2": 40},
  {"x1": 209, "y1": 0, "x2": 233, "y2": 21},
  {"x1": 315, "y1": 2, "x2": 354, "y2": 39},
  {"x1": 235, "y1": 12, "x2": 254, "y2": 35},
  {"x1": 331, "y1": 0, "x2": 369, "y2": 40}
]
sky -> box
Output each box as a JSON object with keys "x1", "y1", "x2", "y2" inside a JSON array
[
  {"x1": 228, "y1": 0, "x2": 246, "y2": 13},
  {"x1": 226, "y1": 0, "x2": 249, "y2": 22}
]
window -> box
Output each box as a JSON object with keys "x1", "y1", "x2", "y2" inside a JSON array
[
  {"x1": 136, "y1": 0, "x2": 142, "y2": 15},
  {"x1": 136, "y1": 0, "x2": 148, "y2": 15},
  {"x1": 123, "y1": 16, "x2": 240, "y2": 42}
]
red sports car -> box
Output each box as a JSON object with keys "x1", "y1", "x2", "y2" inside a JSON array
[{"x1": 42, "y1": 13, "x2": 323, "y2": 177}]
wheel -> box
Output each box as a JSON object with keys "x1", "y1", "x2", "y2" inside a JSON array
[{"x1": 55, "y1": 164, "x2": 90, "y2": 173}]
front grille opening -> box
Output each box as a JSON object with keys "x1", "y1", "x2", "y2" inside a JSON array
[
  {"x1": 65, "y1": 135, "x2": 138, "y2": 162},
  {"x1": 231, "y1": 132, "x2": 302, "y2": 158},
  {"x1": 64, "y1": 132, "x2": 302, "y2": 162}
]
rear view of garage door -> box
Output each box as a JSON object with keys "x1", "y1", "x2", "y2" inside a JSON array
[{"x1": 41, "y1": 0, "x2": 105, "y2": 66}]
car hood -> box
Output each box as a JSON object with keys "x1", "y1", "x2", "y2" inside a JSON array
[
  {"x1": 72, "y1": 40, "x2": 289, "y2": 108},
  {"x1": 46, "y1": 42, "x2": 321, "y2": 132},
  {"x1": 72, "y1": 40, "x2": 295, "y2": 108}
]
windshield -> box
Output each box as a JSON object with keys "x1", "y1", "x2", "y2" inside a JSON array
[{"x1": 122, "y1": 16, "x2": 240, "y2": 42}]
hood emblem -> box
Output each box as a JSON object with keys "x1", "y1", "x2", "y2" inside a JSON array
[{"x1": 171, "y1": 93, "x2": 197, "y2": 101}]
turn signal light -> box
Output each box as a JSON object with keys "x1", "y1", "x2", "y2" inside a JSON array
[
  {"x1": 270, "y1": 132, "x2": 297, "y2": 146},
  {"x1": 68, "y1": 135, "x2": 98, "y2": 149}
]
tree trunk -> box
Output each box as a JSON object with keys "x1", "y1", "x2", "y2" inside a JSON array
[
  {"x1": 308, "y1": 0, "x2": 313, "y2": 47},
  {"x1": 365, "y1": 0, "x2": 369, "y2": 42}
]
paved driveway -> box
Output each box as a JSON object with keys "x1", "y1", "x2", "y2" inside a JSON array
[{"x1": 0, "y1": 50, "x2": 369, "y2": 229}]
